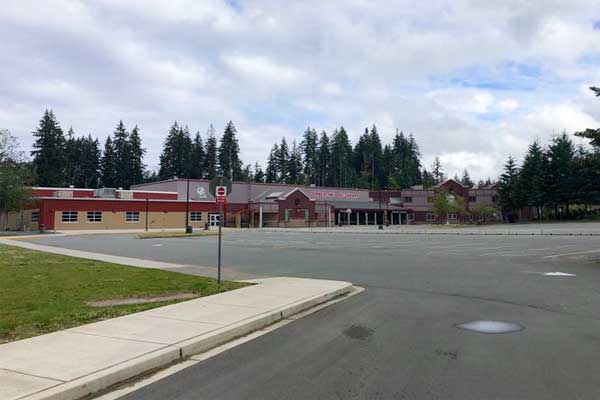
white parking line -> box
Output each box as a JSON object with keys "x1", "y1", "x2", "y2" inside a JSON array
[{"x1": 543, "y1": 249, "x2": 600, "y2": 259}]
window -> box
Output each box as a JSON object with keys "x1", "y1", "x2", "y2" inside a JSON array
[
  {"x1": 468, "y1": 196, "x2": 477, "y2": 202},
  {"x1": 190, "y1": 212, "x2": 203, "y2": 222},
  {"x1": 448, "y1": 213, "x2": 457, "y2": 220},
  {"x1": 492, "y1": 195, "x2": 498, "y2": 202},
  {"x1": 31, "y1": 211, "x2": 39, "y2": 223},
  {"x1": 61, "y1": 211, "x2": 78, "y2": 223},
  {"x1": 126, "y1": 211, "x2": 140, "y2": 223},
  {"x1": 404, "y1": 196, "x2": 413, "y2": 203},
  {"x1": 87, "y1": 211, "x2": 102, "y2": 223},
  {"x1": 426, "y1": 213, "x2": 436, "y2": 221},
  {"x1": 408, "y1": 213, "x2": 415, "y2": 220}
]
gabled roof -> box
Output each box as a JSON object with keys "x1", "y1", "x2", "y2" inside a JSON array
[
  {"x1": 433, "y1": 178, "x2": 465, "y2": 189},
  {"x1": 283, "y1": 187, "x2": 315, "y2": 201}
]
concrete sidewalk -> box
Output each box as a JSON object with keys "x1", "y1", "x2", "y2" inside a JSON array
[{"x1": 0, "y1": 277, "x2": 353, "y2": 400}]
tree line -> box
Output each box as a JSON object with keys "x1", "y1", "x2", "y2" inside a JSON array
[
  {"x1": 497, "y1": 86, "x2": 600, "y2": 220},
  {"x1": 262, "y1": 126, "x2": 487, "y2": 189},
  {"x1": 29, "y1": 110, "x2": 483, "y2": 191}
]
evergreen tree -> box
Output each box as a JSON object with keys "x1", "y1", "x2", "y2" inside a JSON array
[
  {"x1": 190, "y1": 131, "x2": 205, "y2": 179},
  {"x1": 288, "y1": 140, "x2": 303, "y2": 184},
  {"x1": 253, "y1": 162, "x2": 265, "y2": 183},
  {"x1": 241, "y1": 164, "x2": 253, "y2": 181},
  {"x1": 330, "y1": 127, "x2": 354, "y2": 187},
  {"x1": 100, "y1": 136, "x2": 117, "y2": 187},
  {"x1": 75, "y1": 135, "x2": 101, "y2": 188},
  {"x1": 265, "y1": 144, "x2": 279, "y2": 183},
  {"x1": 159, "y1": 122, "x2": 192, "y2": 179},
  {"x1": 544, "y1": 132, "x2": 576, "y2": 217},
  {"x1": 431, "y1": 156, "x2": 445, "y2": 183},
  {"x1": 64, "y1": 127, "x2": 80, "y2": 187},
  {"x1": 31, "y1": 110, "x2": 66, "y2": 186},
  {"x1": 516, "y1": 141, "x2": 545, "y2": 219},
  {"x1": 204, "y1": 125, "x2": 218, "y2": 179},
  {"x1": 353, "y1": 126, "x2": 383, "y2": 189},
  {"x1": 276, "y1": 137, "x2": 290, "y2": 183},
  {"x1": 128, "y1": 125, "x2": 146, "y2": 186},
  {"x1": 300, "y1": 127, "x2": 319, "y2": 185},
  {"x1": 317, "y1": 131, "x2": 331, "y2": 186},
  {"x1": 112, "y1": 121, "x2": 131, "y2": 188},
  {"x1": 498, "y1": 156, "x2": 520, "y2": 219},
  {"x1": 422, "y1": 169, "x2": 436, "y2": 188},
  {"x1": 218, "y1": 121, "x2": 243, "y2": 180},
  {"x1": 460, "y1": 168, "x2": 474, "y2": 188}
]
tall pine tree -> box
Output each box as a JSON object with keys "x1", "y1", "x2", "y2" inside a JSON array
[
  {"x1": 498, "y1": 156, "x2": 520, "y2": 219},
  {"x1": 128, "y1": 125, "x2": 146, "y2": 186},
  {"x1": 190, "y1": 131, "x2": 205, "y2": 179},
  {"x1": 100, "y1": 136, "x2": 117, "y2": 187},
  {"x1": 218, "y1": 121, "x2": 243, "y2": 180},
  {"x1": 317, "y1": 131, "x2": 332, "y2": 186},
  {"x1": 31, "y1": 110, "x2": 67, "y2": 186},
  {"x1": 330, "y1": 127, "x2": 354, "y2": 187},
  {"x1": 204, "y1": 125, "x2": 218, "y2": 180},
  {"x1": 300, "y1": 127, "x2": 319, "y2": 185},
  {"x1": 288, "y1": 140, "x2": 303, "y2": 184},
  {"x1": 159, "y1": 122, "x2": 192, "y2": 179}
]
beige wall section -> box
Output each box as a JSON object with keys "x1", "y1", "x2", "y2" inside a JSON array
[
  {"x1": 1, "y1": 209, "x2": 40, "y2": 231},
  {"x1": 52, "y1": 211, "x2": 210, "y2": 231}
]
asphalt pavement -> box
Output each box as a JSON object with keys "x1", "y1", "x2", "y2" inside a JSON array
[{"x1": 21, "y1": 228, "x2": 600, "y2": 399}]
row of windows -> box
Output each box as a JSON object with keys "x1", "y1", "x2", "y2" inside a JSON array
[{"x1": 59, "y1": 211, "x2": 207, "y2": 224}]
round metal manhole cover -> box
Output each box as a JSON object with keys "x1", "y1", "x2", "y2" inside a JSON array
[{"x1": 456, "y1": 320, "x2": 524, "y2": 334}]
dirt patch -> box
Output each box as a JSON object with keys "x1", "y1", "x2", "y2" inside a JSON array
[{"x1": 87, "y1": 292, "x2": 198, "y2": 307}]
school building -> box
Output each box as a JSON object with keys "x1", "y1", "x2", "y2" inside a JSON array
[{"x1": 1, "y1": 178, "x2": 499, "y2": 231}]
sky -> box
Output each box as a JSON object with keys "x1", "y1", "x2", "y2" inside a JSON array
[{"x1": 1, "y1": 0, "x2": 600, "y2": 181}]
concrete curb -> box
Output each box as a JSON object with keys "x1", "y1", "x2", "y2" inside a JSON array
[
  {"x1": 21, "y1": 282, "x2": 354, "y2": 400},
  {"x1": 258, "y1": 229, "x2": 600, "y2": 237}
]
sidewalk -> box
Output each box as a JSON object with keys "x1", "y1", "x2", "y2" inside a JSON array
[{"x1": 0, "y1": 277, "x2": 354, "y2": 400}]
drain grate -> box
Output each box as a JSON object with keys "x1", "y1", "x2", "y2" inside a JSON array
[{"x1": 456, "y1": 320, "x2": 524, "y2": 334}]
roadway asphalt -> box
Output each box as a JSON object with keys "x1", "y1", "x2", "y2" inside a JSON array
[{"x1": 22, "y1": 229, "x2": 600, "y2": 399}]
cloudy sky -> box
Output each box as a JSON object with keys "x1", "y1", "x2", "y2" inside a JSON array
[{"x1": 1, "y1": 0, "x2": 600, "y2": 181}]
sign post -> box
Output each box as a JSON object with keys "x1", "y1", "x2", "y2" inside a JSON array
[{"x1": 209, "y1": 176, "x2": 231, "y2": 284}]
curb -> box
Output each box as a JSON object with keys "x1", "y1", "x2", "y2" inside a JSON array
[
  {"x1": 23, "y1": 282, "x2": 353, "y2": 400},
  {"x1": 258, "y1": 229, "x2": 600, "y2": 237}
]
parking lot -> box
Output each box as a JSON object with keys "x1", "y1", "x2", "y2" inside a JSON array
[{"x1": 20, "y1": 228, "x2": 600, "y2": 399}]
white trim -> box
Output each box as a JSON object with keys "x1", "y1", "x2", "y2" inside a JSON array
[{"x1": 282, "y1": 187, "x2": 316, "y2": 201}]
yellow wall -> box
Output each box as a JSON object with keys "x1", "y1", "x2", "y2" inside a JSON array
[
  {"x1": 1, "y1": 210, "x2": 39, "y2": 231},
  {"x1": 52, "y1": 211, "x2": 212, "y2": 230}
]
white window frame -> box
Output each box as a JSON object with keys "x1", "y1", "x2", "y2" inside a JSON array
[
  {"x1": 126, "y1": 211, "x2": 140, "y2": 223},
  {"x1": 87, "y1": 211, "x2": 102, "y2": 223},
  {"x1": 31, "y1": 211, "x2": 40, "y2": 223},
  {"x1": 448, "y1": 213, "x2": 458, "y2": 220},
  {"x1": 190, "y1": 212, "x2": 203, "y2": 222},
  {"x1": 426, "y1": 213, "x2": 436, "y2": 221},
  {"x1": 61, "y1": 211, "x2": 78, "y2": 223}
]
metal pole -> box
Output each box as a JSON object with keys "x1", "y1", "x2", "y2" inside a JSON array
[
  {"x1": 218, "y1": 202, "x2": 222, "y2": 284},
  {"x1": 185, "y1": 179, "x2": 190, "y2": 231},
  {"x1": 378, "y1": 189, "x2": 383, "y2": 230},
  {"x1": 145, "y1": 197, "x2": 149, "y2": 231},
  {"x1": 217, "y1": 175, "x2": 223, "y2": 283}
]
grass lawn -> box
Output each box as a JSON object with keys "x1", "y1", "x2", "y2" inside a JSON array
[
  {"x1": 0, "y1": 244, "x2": 246, "y2": 344},
  {"x1": 137, "y1": 230, "x2": 218, "y2": 239}
]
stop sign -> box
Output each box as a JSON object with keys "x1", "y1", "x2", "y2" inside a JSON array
[{"x1": 216, "y1": 186, "x2": 226, "y2": 196}]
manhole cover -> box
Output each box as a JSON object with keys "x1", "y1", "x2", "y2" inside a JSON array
[
  {"x1": 344, "y1": 325, "x2": 373, "y2": 340},
  {"x1": 456, "y1": 320, "x2": 524, "y2": 334}
]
